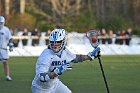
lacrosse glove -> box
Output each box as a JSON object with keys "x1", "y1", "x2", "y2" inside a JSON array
[
  {"x1": 88, "y1": 47, "x2": 100, "y2": 60},
  {"x1": 54, "y1": 62, "x2": 72, "y2": 75},
  {"x1": 64, "y1": 63, "x2": 72, "y2": 71},
  {"x1": 54, "y1": 65, "x2": 65, "y2": 75},
  {"x1": 9, "y1": 43, "x2": 14, "y2": 52}
]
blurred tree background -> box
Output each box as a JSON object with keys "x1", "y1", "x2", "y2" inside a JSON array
[{"x1": 0, "y1": 0, "x2": 140, "y2": 34}]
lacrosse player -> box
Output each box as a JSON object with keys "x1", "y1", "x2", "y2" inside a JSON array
[
  {"x1": 32, "y1": 29, "x2": 100, "y2": 93},
  {"x1": 0, "y1": 16, "x2": 14, "y2": 81}
]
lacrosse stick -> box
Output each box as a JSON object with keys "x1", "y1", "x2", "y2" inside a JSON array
[{"x1": 86, "y1": 29, "x2": 110, "y2": 93}]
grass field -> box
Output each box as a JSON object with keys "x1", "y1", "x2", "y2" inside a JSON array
[{"x1": 0, "y1": 55, "x2": 140, "y2": 93}]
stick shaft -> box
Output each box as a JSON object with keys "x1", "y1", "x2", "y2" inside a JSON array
[
  {"x1": 86, "y1": 30, "x2": 110, "y2": 93},
  {"x1": 98, "y1": 57, "x2": 110, "y2": 93}
]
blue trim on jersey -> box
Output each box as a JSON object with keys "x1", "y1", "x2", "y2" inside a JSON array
[{"x1": 57, "y1": 54, "x2": 61, "y2": 58}]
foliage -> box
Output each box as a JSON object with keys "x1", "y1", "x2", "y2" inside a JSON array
[
  {"x1": 7, "y1": 13, "x2": 36, "y2": 31},
  {"x1": 96, "y1": 19, "x2": 107, "y2": 30},
  {"x1": 96, "y1": 16, "x2": 132, "y2": 33},
  {"x1": 37, "y1": 21, "x2": 56, "y2": 32},
  {"x1": 106, "y1": 16, "x2": 132, "y2": 32},
  {"x1": 1, "y1": 0, "x2": 140, "y2": 35},
  {"x1": 34, "y1": 13, "x2": 97, "y2": 33},
  {"x1": 6, "y1": 12, "x2": 137, "y2": 35},
  {"x1": 60, "y1": 13, "x2": 97, "y2": 33},
  {"x1": 133, "y1": 27, "x2": 140, "y2": 35}
]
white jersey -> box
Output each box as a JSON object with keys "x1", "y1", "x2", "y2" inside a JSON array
[
  {"x1": 0, "y1": 26, "x2": 12, "y2": 49},
  {"x1": 32, "y1": 48, "x2": 76, "y2": 90}
]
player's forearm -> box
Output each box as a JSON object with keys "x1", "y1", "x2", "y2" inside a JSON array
[
  {"x1": 49, "y1": 72, "x2": 58, "y2": 78},
  {"x1": 72, "y1": 55, "x2": 92, "y2": 63}
]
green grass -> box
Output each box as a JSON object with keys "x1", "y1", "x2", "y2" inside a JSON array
[{"x1": 0, "y1": 55, "x2": 140, "y2": 93}]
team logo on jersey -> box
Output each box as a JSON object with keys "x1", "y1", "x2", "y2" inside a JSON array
[{"x1": 51, "y1": 60, "x2": 66, "y2": 66}]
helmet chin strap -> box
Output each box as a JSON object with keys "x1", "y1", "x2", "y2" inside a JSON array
[{"x1": 54, "y1": 48, "x2": 63, "y2": 58}]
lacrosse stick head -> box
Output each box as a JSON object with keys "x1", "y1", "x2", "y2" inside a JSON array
[{"x1": 86, "y1": 29, "x2": 99, "y2": 48}]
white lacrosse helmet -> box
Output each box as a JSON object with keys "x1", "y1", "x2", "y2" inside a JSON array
[
  {"x1": 0, "y1": 16, "x2": 5, "y2": 28},
  {"x1": 49, "y1": 29, "x2": 66, "y2": 54}
]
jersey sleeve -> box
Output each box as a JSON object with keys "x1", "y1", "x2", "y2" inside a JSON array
[
  {"x1": 66, "y1": 48, "x2": 90, "y2": 63},
  {"x1": 36, "y1": 49, "x2": 52, "y2": 74},
  {"x1": 66, "y1": 48, "x2": 76, "y2": 62}
]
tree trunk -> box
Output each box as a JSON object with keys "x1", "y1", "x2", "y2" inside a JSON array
[
  {"x1": 20, "y1": 0, "x2": 25, "y2": 14},
  {"x1": 101, "y1": 0, "x2": 105, "y2": 20},
  {"x1": 5, "y1": 0, "x2": 10, "y2": 16}
]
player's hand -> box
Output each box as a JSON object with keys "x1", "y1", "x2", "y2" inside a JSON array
[
  {"x1": 88, "y1": 47, "x2": 100, "y2": 60},
  {"x1": 9, "y1": 43, "x2": 14, "y2": 52},
  {"x1": 64, "y1": 63, "x2": 72, "y2": 71},
  {"x1": 53, "y1": 62, "x2": 72, "y2": 75},
  {"x1": 54, "y1": 65, "x2": 65, "y2": 75}
]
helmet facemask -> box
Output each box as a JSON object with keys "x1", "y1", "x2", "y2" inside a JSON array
[{"x1": 49, "y1": 38, "x2": 66, "y2": 54}]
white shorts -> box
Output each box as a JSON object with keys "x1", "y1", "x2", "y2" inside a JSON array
[
  {"x1": 32, "y1": 80, "x2": 72, "y2": 93},
  {"x1": 0, "y1": 49, "x2": 9, "y2": 61}
]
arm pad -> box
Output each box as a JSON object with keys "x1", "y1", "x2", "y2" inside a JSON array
[
  {"x1": 8, "y1": 39, "x2": 13, "y2": 45},
  {"x1": 39, "y1": 73, "x2": 50, "y2": 82},
  {"x1": 8, "y1": 39, "x2": 14, "y2": 52}
]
